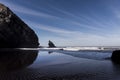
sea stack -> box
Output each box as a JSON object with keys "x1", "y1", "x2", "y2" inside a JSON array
[
  {"x1": 111, "y1": 50, "x2": 120, "y2": 64},
  {"x1": 0, "y1": 3, "x2": 39, "y2": 48},
  {"x1": 48, "y1": 40, "x2": 56, "y2": 48},
  {"x1": 0, "y1": 3, "x2": 39, "y2": 70}
]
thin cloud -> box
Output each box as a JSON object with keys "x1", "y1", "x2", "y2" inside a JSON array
[
  {"x1": 1, "y1": 1, "x2": 114, "y2": 32},
  {"x1": 25, "y1": 20, "x2": 107, "y2": 38},
  {"x1": 25, "y1": 20, "x2": 77, "y2": 35},
  {"x1": 49, "y1": 5, "x2": 119, "y2": 32},
  {"x1": 0, "y1": 1, "x2": 59, "y2": 19},
  {"x1": 25, "y1": 20, "x2": 120, "y2": 46},
  {"x1": 49, "y1": 6, "x2": 106, "y2": 28},
  {"x1": 112, "y1": 7, "x2": 120, "y2": 19},
  {"x1": 71, "y1": 21, "x2": 103, "y2": 31}
]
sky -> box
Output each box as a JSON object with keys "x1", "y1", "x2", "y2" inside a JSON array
[{"x1": 0, "y1": 0, "x2": 120, "y2": 46}]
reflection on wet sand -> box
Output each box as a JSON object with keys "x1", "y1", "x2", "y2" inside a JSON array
[
  {"x1": 0, "y1": 49, "x2": 38, "y2": 71},
  {"x1": 0, "y1": 51, "x2": 120, "y2": 80}
]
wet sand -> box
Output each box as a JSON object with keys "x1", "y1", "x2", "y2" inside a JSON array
[{"x1": 0, "y1": 51, "x2": 120, "y2": 80}]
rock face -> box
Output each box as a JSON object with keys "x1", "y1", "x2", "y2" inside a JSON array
[
  {"x1": 111, "y1": 50, "x2": 120, "y2": 64},
  {"x1": 0, "y1": 3, "x2": 39, "y2": 71},
  {"x1": 48, "y1": 40, "x2": 56, "y2": 48},
  {"x1": 0, "y1": 3, "x2": 39, "y2": 48},
  {"x1": 0, "y1": 49, "x2": 38, "y2": 71}
]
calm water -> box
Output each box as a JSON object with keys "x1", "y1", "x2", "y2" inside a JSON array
[
  {"x1": 0, "y1": 50, "x2": 120, "y2": 80},
  {"x1": 30, "y1": 50, "x2": 120, "y2": 79}
]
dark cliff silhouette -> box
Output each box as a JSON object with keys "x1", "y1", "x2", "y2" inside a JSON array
[
  {"x1": 0, "y1": 3, "x2": 39, "y2": 70},
  {"x1": 0, "y1": 3, "x2": 39, "y2": 48}
]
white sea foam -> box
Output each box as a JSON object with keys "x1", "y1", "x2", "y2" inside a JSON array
[
  {"x1": 63, "y1": 47, "x2": 104, "y2": 51},
  {"x1": 40, "y1": 47, "x2": 104, "y2": 51},
  {"x1": 42, "y1": 48, "x2": 62, "y2": 50},
  {"x1": 18, "y1": 46, "x2": 120, "y2": 52},
  {"x1": 18, "y1": 48, "x2": 40, "y2": 50}
]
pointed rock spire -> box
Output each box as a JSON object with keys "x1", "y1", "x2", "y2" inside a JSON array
[{"x1": 48, "y1": 40, "x2": 56, "y2": 48}]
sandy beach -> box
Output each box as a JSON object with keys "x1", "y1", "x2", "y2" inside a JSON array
[{"x1": 0, "y1": 51, "x2": 119, "y2": 80}]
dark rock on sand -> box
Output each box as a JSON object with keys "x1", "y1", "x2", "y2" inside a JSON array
[
  {"x1": 48, "y1": 40, "x2": 56, "y2": 48},
  {"x1": 0, "y1": 3, "x2": 39, "y2": 70},
  {"x1": 0, "y1": 3, "x2": 39, "y2": 48},
  {"x1": 111, "y1": 50, "x2": 120, "y2": 64}
]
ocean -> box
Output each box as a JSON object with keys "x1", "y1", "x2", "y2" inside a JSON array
[{"x1": 0, "y1": 47, "x2": 120, "y2": 80}]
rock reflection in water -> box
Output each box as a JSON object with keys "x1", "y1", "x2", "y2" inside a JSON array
[{"x1": 0, "y1": 49, "x2": 38, "y2": 71}]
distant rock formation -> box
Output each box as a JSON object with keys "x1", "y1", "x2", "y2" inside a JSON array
[
  {"x1": 111, "y1": 50, "x2": 120, "y2": 64},
  {"x1": 48, "y1": 40, "x2": 56, "y2": 48},
  {"x1": 0, "y1": 3, "x2": 39, "y2": 48}
]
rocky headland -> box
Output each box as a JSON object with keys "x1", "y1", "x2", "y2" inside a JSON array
[{"x1": 0, "y1": 3, "x2": 39, "y2": 70}]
